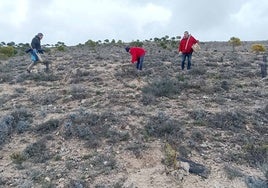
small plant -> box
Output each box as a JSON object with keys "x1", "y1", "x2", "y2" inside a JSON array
[
  {"x1": 89, "y1": 153, "x2": 117, "y2": 173},
  {"x1": 34, "y1": 119, "x2": 60, "y2": 134},
  {"x1": 140, "y1": 93, "x2": 156, "y2": 105},
  {"x1": 223, "y1": 164, "x2": 244, "y2": 180},
  {"x1": 53, "y1": 155, "x2": 62, "y2": 161},
  {"x1": 10, "y1": 152, "x2": 26, "y2": 164},
  {"x1": 22, "y1": 139, "x2": 51, "y2": 163},
  {"x1": 251, "y1": 44, "x2": 266, "y2": 53},
  {"x1": 191, "y1": 129, "x2": 205, "y2": 142},
  {"x1": 69, "y1": 84, "x2": 88, "y2": 100},
  {"x1": 243, "y1": 143, "x2": 268, "y2": 166},
  {"x1": 163, "y1": 143, "x2": 177, "y2": 168}
]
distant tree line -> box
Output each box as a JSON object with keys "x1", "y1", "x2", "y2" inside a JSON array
[{"x1": 0, "y1": 36, "x2": 267, "y2": 60}]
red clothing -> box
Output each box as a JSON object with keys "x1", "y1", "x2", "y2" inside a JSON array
[
  {"x1": 179, "y1": 35, "x2": 198, "y2": 53},
  {"x1": 129, "y1": 47, "x2": 146, "y2": 63}
]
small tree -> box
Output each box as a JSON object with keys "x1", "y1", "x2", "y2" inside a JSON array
[
  {"x1": 229, "y1": 37, "x2": 241, "y2": 52},
  {"x1": 7, "y1": 41, "x2": 15, "y2": 46},
  {"x1": 117, "y1": 40, "x2": 123, "y2": 44},
  {"x1": 85, "y1": 39, "x2": 97, "y2": 47},
  {"x1": 104, "y1": 39, "x2": 109, "y2": 43}
]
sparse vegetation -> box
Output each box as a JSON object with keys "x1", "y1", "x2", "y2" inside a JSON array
[{"x1": 0, "y1": 38, "x2": 267, "y2": 187}]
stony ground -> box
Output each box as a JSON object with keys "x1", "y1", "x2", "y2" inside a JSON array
[{"x1": 0, "y1": 40, "x2": 267, "y2": 188}]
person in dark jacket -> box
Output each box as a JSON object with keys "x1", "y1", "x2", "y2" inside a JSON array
[
  {"x1": 27, "y1": 33, "x2": 49, "y2": 73},
  {"x1": 178, "y1": 31, "x2": 198, "y2": 70},
  {"x1": 125, "y1": 46, "x2": 146, "y2": 71}
]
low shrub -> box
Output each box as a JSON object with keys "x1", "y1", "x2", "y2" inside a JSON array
[
  {"x1": 0, "y1": 108, "x2": 33, "y2": 146},
  {"x1": 223, "y1": 164, "x2": 244, "y2": 180},
  {"x1": 0, "y1": 46, "x2": 15, "y2": 58},
  {"x1": 34, "y1": 119, "x2": 60, "y2": 134},
  {"x1": 67, "y1": 179, "x2": 88, "y2": 188},
  {"x1": 243, "y1": 143, "x2": 268, "y2": 167},
  {"x1": 60, "y1": 110, "x2": 124, "y2": 146},
  {"x1": 22, "y1": 139, "x2": 51, "y2": 163},
  {"x1": 142, "y1": 77, "x2": 182, "y2": 98},
  {"x1": 10, "y1": 152, "x2": 26, "y2": 164},
  {"x1": 251, "y1": 44, "x2": 266, "y2": 53},
  {"x1": 144, "y1": 112, "x2": 184, "y2": 142},
  {"x1": 207, "y1": 110, "x2": 247, "y2": 132}
]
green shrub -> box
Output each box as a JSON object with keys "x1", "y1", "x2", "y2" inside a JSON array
[
  {"x1": 56, "y1": 45, "x2": 65, "y2": 51},
  {"x1": 129, "y1": 40, "x2": 143, "y2": 47},
  {"x1": 10, "y1": 152, "x2": 26, "y2": 164},
  {"x1": 85, "y1": 39, "x2": 97, "y2": 47},
  {"x1": 0, "y1": 46, "x2": 15, "y2": 58},
  {"x1": 251, "y1": 44, "x2": 266, "y2": 53},
  {"x1": 163, "y1": 143, "x2": 177, "y2": 168}
]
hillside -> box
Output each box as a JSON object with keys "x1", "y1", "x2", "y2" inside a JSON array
[{"x1": 0, "y1": 41, "x2": 267, "y2": 188}]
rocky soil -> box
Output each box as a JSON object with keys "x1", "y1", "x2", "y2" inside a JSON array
[{"x1": 0, "y1": 40, "x2": 267, "y2": 188}]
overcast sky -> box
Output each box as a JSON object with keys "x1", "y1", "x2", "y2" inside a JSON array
[{"x1": 1, "y1": 0, "x2": 268, "y2": 46}]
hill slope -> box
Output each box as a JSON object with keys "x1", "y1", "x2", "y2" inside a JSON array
[{"x1": 0, "y1": 41, "x2": 267, "y2": 188}]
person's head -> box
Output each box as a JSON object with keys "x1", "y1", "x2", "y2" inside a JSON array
[
  {"x1": 125, "y1": 46, "x2": 130, "y2": 52},
  {"x1": 183, "y1": 31, "x2": 189, "y2": 38},
  {"x1": 37, "y1": 33, "x2": 43, "y2": 39}
]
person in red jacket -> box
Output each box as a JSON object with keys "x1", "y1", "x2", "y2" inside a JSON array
[
  {"x1": 178, "y1": 31, "x2": 198, "y2": 70},
  {"x1": 125, "y1": 46, "x2": 146, "y2": 71}
]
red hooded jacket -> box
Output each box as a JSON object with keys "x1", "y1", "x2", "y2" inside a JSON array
[
  {"x1": 179, "y1": 35, "x2": 198, "y2": 53},
  {"x1": 129, "y1": 47, "x2": 146, "y2": 63}
]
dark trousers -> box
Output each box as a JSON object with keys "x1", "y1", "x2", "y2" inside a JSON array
[
  {"x1": 136, "y1": 55, "x2": 144, "y2": 70},
  {"x1": 181, "y1": 53, "x2": 192, "y2": 70}
]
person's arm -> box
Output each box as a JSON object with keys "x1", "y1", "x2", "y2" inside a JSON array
[{"x1": 131, "y1": 54, "x2": 137, "y2": 63}]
